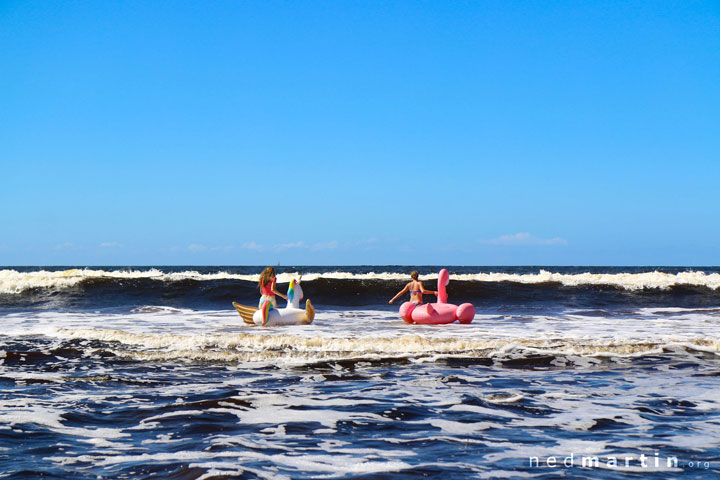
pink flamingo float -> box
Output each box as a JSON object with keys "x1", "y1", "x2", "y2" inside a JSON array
[{"x1": 399, "y1": 269, "x2": 475, "y2": 324}]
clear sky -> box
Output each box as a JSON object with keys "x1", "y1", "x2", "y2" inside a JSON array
[{"x1": 1, "y1": 1, "x2": 718, "y2": 266}]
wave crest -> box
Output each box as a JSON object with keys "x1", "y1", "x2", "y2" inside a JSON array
[
  {"x1": 2, "y1": 268, "x2": 720, "y2": 295},
  {"x1": 51, "y1": 327, "x2": 720, "y2": 365}
]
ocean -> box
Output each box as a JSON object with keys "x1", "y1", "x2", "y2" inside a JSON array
[{"x1": 1, "y1": 266, "x2": 719, "y2": 479}]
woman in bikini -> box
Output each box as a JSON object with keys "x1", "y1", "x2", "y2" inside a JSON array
[
  {"x1": 258, "y1": 266, "x2": 288, "y2": 309},
  {"x1": 388, "y1": 270, "x2": 437, "y2": 305}
]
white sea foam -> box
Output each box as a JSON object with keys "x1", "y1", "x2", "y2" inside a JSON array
[
  {"x1": 9, "y1": 333, "x2": 716, "y2": 479},
  {"x1": 0, "y1": 399, "x2": 129, "y2": 441},
  {"x1": 425, "y1": 419, "x2": 494, "y2": 434},
  {"x1": 2, "y1": 306, "x2": 720, "y2": 364},
  {"x1": 45, "y1": 449, "x2": 414, "y2": 475},
  {"x1": 452, "y1": 270, "x2": 720, "y2": 291},
  {"x1": 2, "y1": 268, "x2": 720, "y2": 294}
]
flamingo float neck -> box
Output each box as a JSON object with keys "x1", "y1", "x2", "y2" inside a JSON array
[{"x1": 437, "y1": 269, "x2": 449, "y2": 303}]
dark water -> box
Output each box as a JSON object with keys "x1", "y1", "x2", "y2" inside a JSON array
[
  {"x1": 1, "y1": 266, "x2": 720, "y2": 478},
  {"x1": 3, "y1": 265, "x2": 720, "y2": 311}
]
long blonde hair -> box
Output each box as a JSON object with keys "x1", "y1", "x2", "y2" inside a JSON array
[{"x1": 259, "y1": 266, "x2": 275, "y2": 288}]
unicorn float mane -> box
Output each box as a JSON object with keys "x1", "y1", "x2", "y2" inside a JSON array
[{"x1": 285, "y1": 277, "x2": 303, "y2": 308}]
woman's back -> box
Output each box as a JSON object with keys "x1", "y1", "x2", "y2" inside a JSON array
[{"x1": 409, "y1": 280, "x2": 423, "y2": 303}]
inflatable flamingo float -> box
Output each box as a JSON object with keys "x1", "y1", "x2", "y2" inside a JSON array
[{"x1": 399, "y1": 269, "x2": 475, "y2": 324}]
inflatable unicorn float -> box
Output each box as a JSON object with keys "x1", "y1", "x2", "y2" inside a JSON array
[
  {"x1": 233, "y1": 277, "x2": 315, "y2": 326},
  {"x1": 399, "y1": 269, "x2": 475, "y2": 324}
]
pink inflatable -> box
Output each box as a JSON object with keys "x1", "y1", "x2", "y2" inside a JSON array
[{"x1": 399, "y1": 269, "x2": 475, "y2": 324}]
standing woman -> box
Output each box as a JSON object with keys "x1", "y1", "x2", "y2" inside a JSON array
[
  {"x1": 389, "y1": 270, "x2": 437, "y2": 306},
  {"x1": 259, "y1": 266, "x2": 288, "y2": 310}
]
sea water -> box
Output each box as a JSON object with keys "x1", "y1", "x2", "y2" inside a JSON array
[{"x1": 1, "y1": 266, "x2": 719, "y2": 479}]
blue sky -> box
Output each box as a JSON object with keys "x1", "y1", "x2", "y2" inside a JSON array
[{"x1": 1, "y1": 1, "x2": 718, "y2": 265}]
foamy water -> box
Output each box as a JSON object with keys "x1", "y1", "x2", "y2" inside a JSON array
[
  {"x1": 3, "y1": 306, "x2": 719, "y2": 365},
  {"x1": 2, "y1": 266, "x2": 720, "y2": 478}
]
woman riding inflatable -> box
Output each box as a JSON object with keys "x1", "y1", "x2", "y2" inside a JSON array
[
  {"x1": 389, "y1": 270, "x2": 437, "y2": 306},
  {"x1": 396, "y1": 269, "x2": 475, "y2": 324}
]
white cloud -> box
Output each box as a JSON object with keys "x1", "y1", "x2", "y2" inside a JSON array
[
  {"x1": 346, "y1": 238, "x2": 378, "y2": 249},
  {"x1": 237, "y1": 238, "x2": 377, "y2": 252},
  {"x1": 276, "y1": 241, "x2": 306, "y2": 250},
  {"x1": 172, "y1": 243, "x2": 234, "y2": 253},
  {"x1": 54, "y1": 242, "x2": 75, "y2": 250},
  {"x1": 312, "y1": 241, "x2": 339, "y2": 251},
  {"x1": 240, "y1": 241, "x2": 265, "y2": 251},
  {"x1": 478, "y1": 232, "x2": 568, "y2": 246},
  {"x1": 209, "y1": 245, "x2": 234, "y2": 252},
  {"x1": 239, "y1": 241, "x2": 306, "y2": 251},
  {"x1": 99, "y1": 242, "x2": 123, "y2": 248}
]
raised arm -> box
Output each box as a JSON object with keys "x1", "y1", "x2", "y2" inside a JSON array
[
  {"x1": 419, "y1": 282, "x2": 437, "y2": 296},
  {"x1": 389, "y1": 283, "x2": 410, "y2": 304},
  {"x1": 272, "y1": 281, "x2": 288, "y2": 300}
]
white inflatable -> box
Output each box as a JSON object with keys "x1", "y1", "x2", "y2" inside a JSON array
[{"x1": 233, "y1": 277, "x2": 315, "y2": 326}]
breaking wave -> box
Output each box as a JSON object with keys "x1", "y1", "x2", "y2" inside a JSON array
[
  {"x1": 13, "y1": 326, "x2": 720, "y2": 365},
  {"x1": 2, "y1": 267, "x2": 720, "y2": 295}
]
